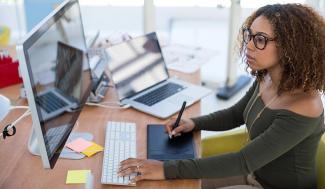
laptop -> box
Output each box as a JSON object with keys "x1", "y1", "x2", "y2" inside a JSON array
[
  {"x1": 105, "y1": 32, "x2": 212, "y2": 118},
  {"x1": 36, "y1": 42, "x2": 83, "y2": 121}
]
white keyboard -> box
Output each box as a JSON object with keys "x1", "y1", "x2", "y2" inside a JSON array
[{"x1": 101, "y1": 121, "x2": 137, "y2": 186}]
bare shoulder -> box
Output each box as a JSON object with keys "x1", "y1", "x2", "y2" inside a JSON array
[{"x1": 288, "y1": 93, "x2": 323, "y2": 118}]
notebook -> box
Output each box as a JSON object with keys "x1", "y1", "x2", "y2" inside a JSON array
[
  {"x1": 147, "y1": 124, "x2": 196, "y2": 160},
  {"x1": 105, "y1": 32, "x2": 212, "y2": 119}
]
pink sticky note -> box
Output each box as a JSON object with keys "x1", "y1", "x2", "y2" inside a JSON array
[{"x1": 66, "y1": 138, "x2": 93, "y2": 153}]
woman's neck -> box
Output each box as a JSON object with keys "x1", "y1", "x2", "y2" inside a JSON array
[{"x1": 267, "y1": 65, "x2": 282, "y2": 90}]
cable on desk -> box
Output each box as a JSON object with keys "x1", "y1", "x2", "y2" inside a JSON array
[
  {"x1": 86, "y1": 102, "x2": 130, "y2": 109},
  {"x1": 1, "y1": 109, "x2": 31, "y2": 140},
  {"x1": 10, "y1": 105, "x2": 29, "y2": 110},
  {"x1": 0, "y1": 101, "x2": 129, "y2": 140},
  {"x1": 99, "y1": 101, "x2": 121, "y2": 105},
  {"x1": 2, "y1": 124, "x2": 16, "y2": 139},
  {"x1": 101, "y1": 84, "x2": 114, "y2": 88}
]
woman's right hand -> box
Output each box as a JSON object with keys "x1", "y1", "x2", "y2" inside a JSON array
[{"x1": 164, "y1": 118, "x2": 196, "y2": 138}]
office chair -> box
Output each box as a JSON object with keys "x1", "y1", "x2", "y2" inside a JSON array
[{"x1": 201, "y1": 127, "x2": 325, "y2": 189}]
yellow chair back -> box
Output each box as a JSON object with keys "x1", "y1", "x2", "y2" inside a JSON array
[
  {"x1": 316, "y1": 134, "x2": 325, "y2": 189},
  {"x1": 0, "y1": 26, "x2": 10, "y2": 46}
]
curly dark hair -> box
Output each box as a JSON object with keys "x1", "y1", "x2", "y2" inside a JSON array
[{"x1": 239, "y1": 4, "x2": 325, "y2": 94}]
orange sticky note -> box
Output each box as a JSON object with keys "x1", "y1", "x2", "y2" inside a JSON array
[
  {"x1": 81, "y1": 142, "x2": 104, "y2": 157},
  {"x1": 66, "y1": 138, "x2": 93, "y2": 153}
]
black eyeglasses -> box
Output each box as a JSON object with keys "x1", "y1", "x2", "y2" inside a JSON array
[{"x1": 243, "y1": 28, "x2": 276, "y2": 50}]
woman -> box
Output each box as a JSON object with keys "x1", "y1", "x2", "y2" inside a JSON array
[{"x1": 118, "y1": 4, "x2": 325, "y2": 189}]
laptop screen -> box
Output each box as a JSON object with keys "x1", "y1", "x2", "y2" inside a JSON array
[
  {"x1": 55, "y1": 41, "x2": 83, "y2": 99},
  {"x1": 106, "y1": 32, "x2": 169, "y2": 100}
]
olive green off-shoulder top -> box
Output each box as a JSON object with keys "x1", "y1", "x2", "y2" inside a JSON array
[{"x1": 164, "y1": 81, "x2": 325, "y2": 189}]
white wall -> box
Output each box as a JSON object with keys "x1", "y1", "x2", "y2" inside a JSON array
[
  {"x1": 0, "y1": 5, "x2": 238, "y2": 44},
  {"x1": 2, "y1": 2, "x2": 324, "y2": 44},
  {"x1": 0, "y1": 3, "x2": 26, "y2": 42},
  {"x1": 79, "y1": 6, "x2": 232, "y2": 41}
]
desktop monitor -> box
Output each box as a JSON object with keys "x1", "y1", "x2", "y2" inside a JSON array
[{"x1": 16, "y1": 0, "x2": 92, "y2": 169}]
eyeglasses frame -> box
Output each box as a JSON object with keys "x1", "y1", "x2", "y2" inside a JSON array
[{"x1": 242, "y1": 28, "x2": 276, "y2": 50}]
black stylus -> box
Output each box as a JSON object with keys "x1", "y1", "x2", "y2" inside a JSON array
[{"x1": 169, "y1": 101, "x2": 187, "y2": 139}]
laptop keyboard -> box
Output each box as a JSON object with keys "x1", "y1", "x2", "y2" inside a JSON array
[
  {"x1": 37, "y1": 92, "x2": 68, "y2": 113},
  {"x1": 134, "y1": 82, "x2": 185, "y2": 106},
  {"x1": 44, "y1": 124, "x2": 69, "y2": 153}
]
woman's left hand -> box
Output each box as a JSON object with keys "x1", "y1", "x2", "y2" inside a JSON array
[{"x1": 118, "y1": 158, "x2": 165, "y2": 182}]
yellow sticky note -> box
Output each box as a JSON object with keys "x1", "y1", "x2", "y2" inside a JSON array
[
  {"x1": 66, "y1": 170, "x2": 91, "y2": 184},
  {"x1": 81, "y1": 142, "x2": 104, "y2": 157}
]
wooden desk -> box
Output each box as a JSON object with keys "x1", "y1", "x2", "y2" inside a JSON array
[{"x1": 0, "y1": 69, "x2": 202, "y2": 189}]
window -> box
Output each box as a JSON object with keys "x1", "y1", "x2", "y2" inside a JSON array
[
  {"x1": 0, "y1": 0, "x2": 22, "y2": 4},
  {"x1": 154, "y1": 0, "x2": 229, "y2": 7},
  {"x1": 79, "y1": 0, "x2": 306, "y2": 8},
  {"x1": 241, "y1": 0, "x2": 306, "y2": 8},
  {"x1": 79, "y1": 0, "x2": 143, "y2": 6}
]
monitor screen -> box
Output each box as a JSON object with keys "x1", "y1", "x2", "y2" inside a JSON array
[
  {"x1": 105, "y1": 32, "x2": 169, "y2": 100},
  {"x1": 17, "y1": 0, "x2": 92, "y2": 169}
]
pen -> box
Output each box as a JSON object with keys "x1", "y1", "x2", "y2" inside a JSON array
[{"x1": 169, "y1": 101, "x2": 187, "y2": 139}]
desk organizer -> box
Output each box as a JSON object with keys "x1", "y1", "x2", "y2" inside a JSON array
[{"x1": 0, "y1": 53, "x2": 22, "y2": 88}]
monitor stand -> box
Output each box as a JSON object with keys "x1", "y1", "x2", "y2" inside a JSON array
[{"x1": 28, "y1": 127, "x2": 93, "y2": 160}]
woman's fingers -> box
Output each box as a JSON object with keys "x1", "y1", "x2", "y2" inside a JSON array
[
  {"x1": 171, "y1": 124, "x2": 186, "y2": 137},
  {"x1": 166, "y1": 118, "x2": 189, "y2": 137},
  {"x1": 164, "y1": 118, "x2": 177, "y2": 135},
  {"x1": 120, "y1": 158, "x2": 139, "y2": 167},
  {"x1": 119, "y1": 158, "x2": 143, "y2": 175},
  {"x1": 130, "y1": 160, "x2": 164, "y2": 182},
  {"x1": 131, "y1": 173, "x2": 145, "y2": 182},
  {"x1": 119, "y1": 159, "x2": 165, "y2": 183},
  {"x1": 118, "y1": 167, "x2": 138, "y2": 176}
]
